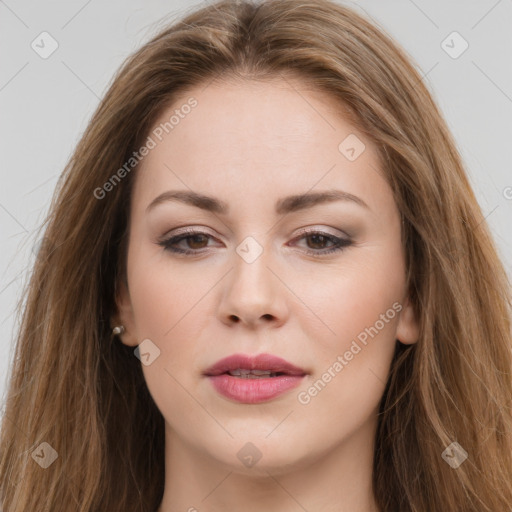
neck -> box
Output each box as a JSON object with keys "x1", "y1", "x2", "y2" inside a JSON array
[{"x1": 156, "y1": 417, "x2": 380, "y2": 512}]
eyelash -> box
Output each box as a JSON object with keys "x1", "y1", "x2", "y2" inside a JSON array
[{"x1": 157, "y1": 228, "x2": 352, "y2": 257}]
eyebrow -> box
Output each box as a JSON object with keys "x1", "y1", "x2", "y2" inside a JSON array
[{"x1": 145, "y1": 189, "x2": 370, "y2": 215}]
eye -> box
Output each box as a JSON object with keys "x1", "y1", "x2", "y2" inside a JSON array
[
  {"x1": 157, "y1": 228, "x2": 217, "y2": 255},
  {"x1": 157, "y1": 228, "x2": 352, "y2": 257},
  {"x1": 289, "y1": 229, "x2": 352, "y2": 257}
]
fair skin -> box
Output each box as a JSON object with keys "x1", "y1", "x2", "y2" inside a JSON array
[{"x1": 114, "y1": 76, "x2": 419, "y2": 512}]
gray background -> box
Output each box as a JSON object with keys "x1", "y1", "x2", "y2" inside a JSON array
[{"x1": 1, "y1": 0, "x2": 511, "y2": 411}]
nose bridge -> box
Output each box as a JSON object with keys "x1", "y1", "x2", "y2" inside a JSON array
[
  {"x1": 231, "y1": 235, "x2": 273, "y2": 301},
  {"x1": 218, "y1": 234, "x2": 286, "y2": 326}
]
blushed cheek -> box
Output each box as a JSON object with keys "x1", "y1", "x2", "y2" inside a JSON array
[
  {"x1": 302, "y1": 262, "x2": 404, "y2": 392},
  {"x1": 128, "y1": 262, "x2": 216, "y2": 380},
  {"x1": 131, "y1": 278, "x2": 176, "y2": 340},
  {"x1": 302, "y1": 270, "x2": 402, "y2": 344},
  {"x1": 128, "y1": 250, "x2": 197, "y2": 334},
  {"x1": 301, "y1": 311, "x2": 399, "y2": 424},
  {"x1": 320, "y1": 299, "x2": 398, "y2": 373}
]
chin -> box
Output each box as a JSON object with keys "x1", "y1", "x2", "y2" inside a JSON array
[{"x1": 198, "y1": 433, "x2": 322, "y2": 477}]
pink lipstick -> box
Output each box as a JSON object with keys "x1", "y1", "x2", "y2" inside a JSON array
[{"x1": 203, "y1": 353, "x2": 307, "y2": 404}]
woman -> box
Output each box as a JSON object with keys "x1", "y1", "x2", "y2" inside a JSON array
[{"x1": 1, "y1": 0, "x2": 511, "y2": 510}]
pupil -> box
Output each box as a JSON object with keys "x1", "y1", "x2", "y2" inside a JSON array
[
  {"x1": 308, "y1": 234, "x2": 327, "y2": 249},
  {"x1": 185, "y1": 234, "x2": 330, "y2": 250},
  {"x1": 188, "y1": 234, "x2": 207, "y2": 249}
]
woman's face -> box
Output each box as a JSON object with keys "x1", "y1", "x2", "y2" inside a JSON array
[{"x1": 116, "y1": 77, "x2": 419, "y2": 474}]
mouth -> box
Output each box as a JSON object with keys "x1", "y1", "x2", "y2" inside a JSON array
[
  {"x1": 203, "y1": 353, "x2": 307, "y2": 378},
  {"x1": 203, "y1": 353, "x2": 308, "y2": 404},
  {"x1": 221, "y1": 369, "x2": 288, "y2": 378}
]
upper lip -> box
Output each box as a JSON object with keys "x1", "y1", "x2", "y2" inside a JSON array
[{"x1": 203, "y1": 353, "x2": 307, "y2": 377}]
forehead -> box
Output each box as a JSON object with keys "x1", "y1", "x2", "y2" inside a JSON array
[
  {"x1": 132, "y1": 78, "x2": 388, "y2": 214},
  {"x1": 147, "y1": 77, "x2": 369, "y2": 159}
]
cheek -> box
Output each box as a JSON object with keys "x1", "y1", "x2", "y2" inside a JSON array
[
  {"x1": 303, "y1": 273, "x2": 400, "y2": 385},
  {"x1": 294, "y1": 272, "x2": 402, "y2": 430},
  {"x1": 293, "y1": 248, "x2": 405, "y2": 347},
  {"x1": 127, "y1": 251, "x2": 218, "y2": 386},
  {"x1": 128, "y1": 248, "x2": 212, "y2": 339},
  {"x1": 126, "y1": 257, "x2": 213, "y2": 429},
  {"x1": 291, "y1": 247, "x2": 405, "y2": 407}
]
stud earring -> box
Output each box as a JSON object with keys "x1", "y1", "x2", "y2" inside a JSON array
[{"x1": 112, "y1": 325, "x2": 125, "y2": 336}]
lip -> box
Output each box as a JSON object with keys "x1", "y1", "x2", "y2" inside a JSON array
[
  {"x1": 203, "y1": 353, "x2": 307, "y2": 377},
  {"x1": 203, "y1": 353, "x2": 308, "y2": 404}
]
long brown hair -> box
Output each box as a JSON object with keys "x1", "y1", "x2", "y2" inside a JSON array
[{"x1": 1, "y1": 1, "x2": 511, "y2": 510}]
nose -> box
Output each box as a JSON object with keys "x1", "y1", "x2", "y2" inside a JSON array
[{"x1": 216, "y1": 242, "x2": 289, "y2": 329}]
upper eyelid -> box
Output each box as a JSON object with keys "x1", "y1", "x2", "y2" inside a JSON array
[
  {"x1": 157, "y1": 228, "x2": 353, "y2": 258},
  {"x1": 293, "y1": 226, "x2": 349, "y2": 238},
  {"x1": 164, "y1": 226, "x2": 348, "y2": 241},
  {"x1": 161, "y1": 228, "x2": 350, "y2": 249}
]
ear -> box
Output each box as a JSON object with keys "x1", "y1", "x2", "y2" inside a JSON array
[
  {"x1": 111, "y1": 278, "x2": 139, "y2": 347},
  {"x1": 396, "y1": 295, "x2": 420, "y2": 345}
]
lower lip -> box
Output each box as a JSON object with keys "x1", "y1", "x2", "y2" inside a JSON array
[{"x1": 206, "y1": 374, "x2": 305, "y2": 404}]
